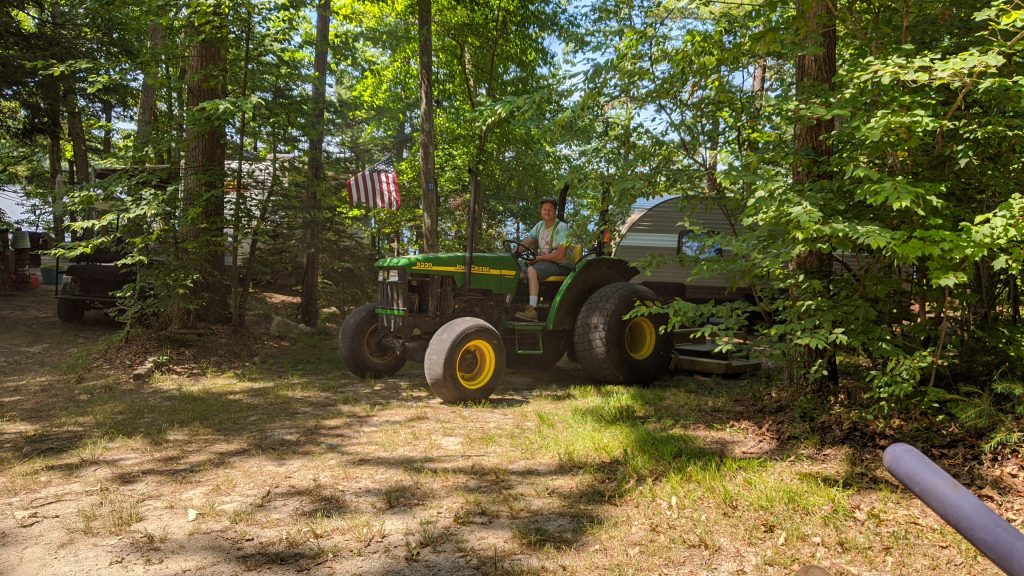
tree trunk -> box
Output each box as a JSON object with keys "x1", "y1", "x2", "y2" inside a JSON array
[
  {"x1": 42, "y1": 75, "x2": 64, "y2": 244},
  {"x1": 133, "y1": 20, "x2": 164, "y2": 166},
  {"x1": 238, "y1": 129, "x2": 278, "y2": 332},
  {"x1": 180, "y1": 5, "x2": 228, "y2": 325},
  {"x1": 791, "y1": 0, "x2": 837, "y2": 388},
  {"x1": 101, "y1": 99, "x2": 113, "y2": 155},
  {"x1": 231, "y1": 11, "x2": 253, "y2": 330},
  {"x1": 705, "y1": 115, "x2": 719, "y2": 196},
  {"x1": 753, "y1": 58, "x2": 766, "y2": 112},
  {"x1": 299, "y1": 0, "x2": 330, "y2": 328},
  {"x1": 1011, "y1": 274, "x2": 1020, "y2": 324},
  {"x1": 63, "y1": 76, "x2": 90, "y2": 186},
  {"x1": 418, "y1": 0, "x2": 438, "y2": 253}
]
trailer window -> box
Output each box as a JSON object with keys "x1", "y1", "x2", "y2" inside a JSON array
[{"x1": 677, "y1": 230, "x2": 722, "y2": 259}]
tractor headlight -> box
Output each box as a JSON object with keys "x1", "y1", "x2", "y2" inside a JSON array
[
  {"x1": 387, "y1": 269, "x2": 400, "y2": 282},
  {"x1": 378, "y1": 270, "x2": 386, "y2": 282}
]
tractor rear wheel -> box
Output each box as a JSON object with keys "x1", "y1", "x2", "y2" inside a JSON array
[
  {"x1": 573, "y1": 282, "x2": 672, "y2": 385},
  {"x1": 425, "y1": 317, "x2": 506, "y2": 402},
  {"x1": 339, "y1": 303, "x2": 406, "y2": 378}
]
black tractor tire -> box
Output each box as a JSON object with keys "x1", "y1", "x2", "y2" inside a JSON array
[
  {"x1": 565, "y1": 343, "x2": 578, "y2": 363},
  {"x1": 424, "y1": 317, "x2": 506, "y2": 403},
  {"x1": 339, "y1": 303, "x2": 406, "y2": 378},
  {"x1": 505, "y1": 331, "x2": 567, "y2": 370},
  {"x1": 573, "y1": 282, "x2": 673, "y2": 385}
]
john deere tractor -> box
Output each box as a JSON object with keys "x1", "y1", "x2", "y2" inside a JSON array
[{"x1": 339, "y1": 228, "x2": 675, "y2": 402}]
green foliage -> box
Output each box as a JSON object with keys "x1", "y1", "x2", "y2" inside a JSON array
[
  {"x1": 2, "y1": 0, "x2": 1023, "y2": 443},
  {"x1": 944, "y1": 379, "x2": 1024, "y2": 452}
]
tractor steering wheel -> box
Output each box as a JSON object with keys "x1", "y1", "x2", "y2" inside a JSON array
[{"x1": 503, "y1": 239, "x2": 536, "y2": 262}]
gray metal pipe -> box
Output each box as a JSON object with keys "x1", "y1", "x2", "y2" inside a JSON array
[{"x1": 883, "y1": 442, "x2": 1024, "y2": 576}]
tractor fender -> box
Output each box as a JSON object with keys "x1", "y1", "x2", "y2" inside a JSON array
[{"x1": 546, "y1": 257, "x2": 639, "y2": 331}]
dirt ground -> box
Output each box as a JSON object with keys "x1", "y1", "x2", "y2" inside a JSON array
[{"x1": 0, "y1": 288, "x2": 1020, "y2": 575}]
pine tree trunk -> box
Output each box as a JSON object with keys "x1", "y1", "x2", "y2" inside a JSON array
[
  {"x1": 791, "y1": 0, "x2": 837, "y2": 388},
  {"x1": 133, "y1": 20, "x2": 164, "y2": 166},
  {"x1": 300, "y1": 0, "x2": 330, "y2": 328},
  {"x1": 42, "y1": 75, "x2": 64, "y2": 244},
  {"x1": 418, "y1": 0, "x2": 438, "y2": 253},
  {"x1": 101, "y1": 99, "x2": 113, "y2": 155},
  {"x1": 180, "y1": 6, "x2": 228, "y2": 325},
  {"x1": 63, "y1": 76, "x2": 90, "y2": 186},
  {"x1": 231, "y1": 12, "x2": 253, "y2": 330}
]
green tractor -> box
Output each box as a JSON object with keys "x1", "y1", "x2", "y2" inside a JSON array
[{"x1": 339, "y1": 196, "x2": 674, "y2": 402}]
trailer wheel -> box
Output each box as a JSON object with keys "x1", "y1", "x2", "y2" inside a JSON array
[
  {"x1": 505, "y1": 332, "x2": 567, "y2": 370},
  {"x1": 573, "y1": 282, "x2": 672, "y2": 385},
  {"x1": 57, "y1": 283, "x2": 85, "y2": 322},
  {"x1": 57, "y1": 298, "x2": 85, "y2": 322},
  {"x1": 425, "y1": 317, "x2": 505, "y2": 402},
  {"x1": 339, "y1": 303, "x2": 406, "y2": 378}
]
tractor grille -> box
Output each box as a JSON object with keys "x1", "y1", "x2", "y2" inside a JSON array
[{"x1": 377, "y1": 269, "x2": 406, "y2": 330}]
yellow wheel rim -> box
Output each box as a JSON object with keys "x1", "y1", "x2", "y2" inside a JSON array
[
  {"x1": 456, "y1": 339, "x2": 496, "y2": 389},
  {"x1": 625, "y1": 317, "x2": 657, "y2": 360}
]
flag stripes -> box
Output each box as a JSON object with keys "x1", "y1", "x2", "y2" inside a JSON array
[{"x1": 346, "y1": 157, "x2": 401, "y2": 210}]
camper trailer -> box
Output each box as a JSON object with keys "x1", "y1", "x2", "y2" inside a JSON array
[{"x1": 614, "y1": 195, "x2": 754, "y2": 304}]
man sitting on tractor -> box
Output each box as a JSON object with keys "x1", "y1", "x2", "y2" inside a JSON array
[{"x1": 514, "y1": 197, "x2": 573, "y2": 321}]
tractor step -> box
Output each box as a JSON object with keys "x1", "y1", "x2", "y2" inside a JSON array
[
  {"x1": 503, "y1": 320, "x2": 547, "y2": 354},
  {"x1": 504, "y1": 319, "x2": 545, "y2": 329}
]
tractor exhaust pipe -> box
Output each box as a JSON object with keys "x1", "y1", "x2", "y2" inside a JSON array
[{"x1": 883, "y1": 443, "x2": 1024, "y2": 576}]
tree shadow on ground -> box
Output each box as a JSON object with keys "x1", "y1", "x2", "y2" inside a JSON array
[{"x1": 0, "y1": 324, "x2": 792, "y2": 574}]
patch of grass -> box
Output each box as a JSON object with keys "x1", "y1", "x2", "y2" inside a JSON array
[
  {"x1": 342, "y1": 514, "x2": 387, "y2": 548},
  {"x1": 65, "y1": 488, "x2": 142, "y2": 536},
  {"x1": 515, "y1": 510, "x2": 598, "y2": 550},
  {"x1": 227, "y1": 508, "x2": 257, "y2": 525},
  {"x1": 527, "y1": 401, "x2": 718, "y2": 483},
  {"x1": 85, "y1": 383, "x2": 250, "y2": 440},
  {"x1": 486, "y1": 557, "x2": 544, "y2": 576},
  {"x1": 379, "y1": 482, "x2": 420, "y2": 510},
  {"x1": 410, "y1": 518, "x2": 449, "y2": 549},
  {"x1": 303, "y1": 517, "x2": 342, "y2": 559},
  {"x1": 304, "y1": 483, "x2": 348, "y2": 518},
  {"x1": 452, "y1": 494, "x2": 491, "y2": 525},
  {"x1": 0, "y1": 456, "x2": 46, "y2": 498},
  {"x1": 69, "y1": 436, "x2": 115, "y2": 465},
  {"x1": 133, "y1": 525, "x2": 169, "y2": 550},
  {"x1": 60, "y1": 332, "x2": 125, "y2": 378},
  {"x1": 242, "y1": 331, "x2": 344, "y2": 383},
  {"x1": 497, "y1": 489, "x2": 530, "y2": 517}
]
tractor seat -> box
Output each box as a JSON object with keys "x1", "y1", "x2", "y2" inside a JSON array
[{"x1": 542, "y1": 245, "x2": 583, "y2": 283}]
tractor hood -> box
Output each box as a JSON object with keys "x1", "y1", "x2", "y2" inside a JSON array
[{"x1": 376, "y1": 252, "x2": 520, "y2": 293}]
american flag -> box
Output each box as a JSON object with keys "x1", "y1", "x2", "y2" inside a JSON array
[{"x1": 346, "y1": 156, "x2": 401, "y2": 210}]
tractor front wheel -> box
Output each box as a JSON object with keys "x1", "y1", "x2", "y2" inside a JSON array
[
  {"x1": 573, "y1": 282, "x2": 672, "y2": 385},
  {"x1": 425, "y1": 317, "x2": 506, "y2": 402},
  {"x1": 339, "y1": 303, "x2": 406, "y2": 378}
]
